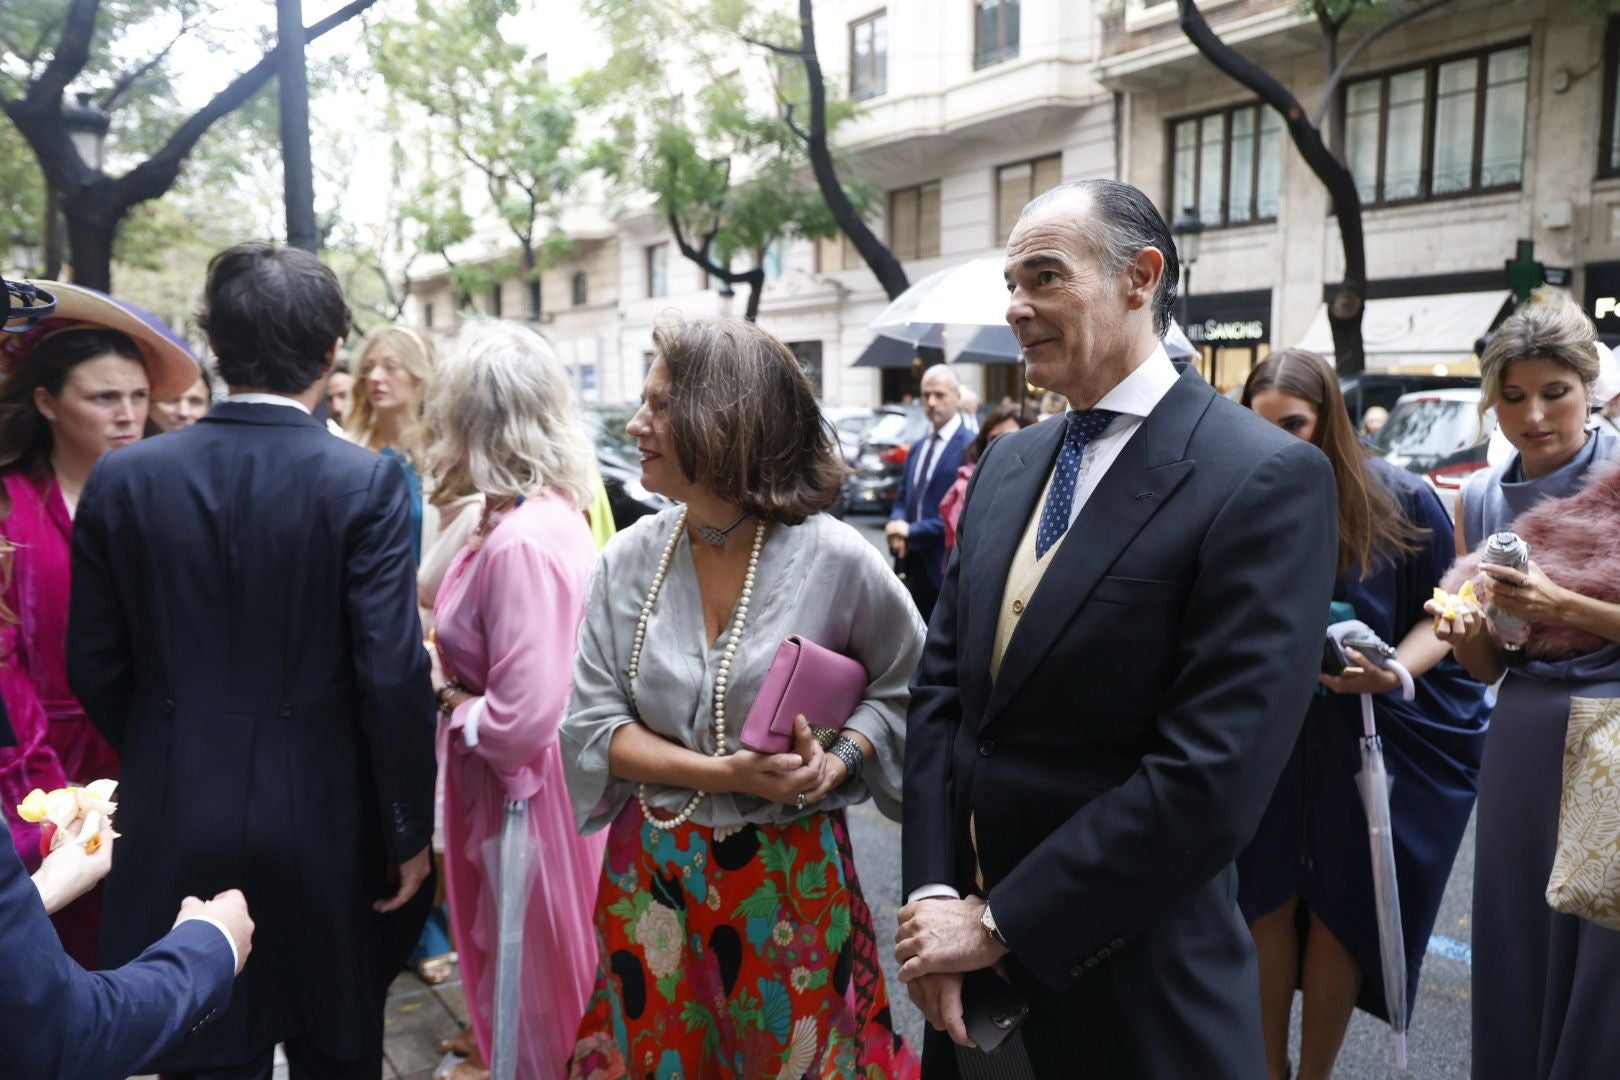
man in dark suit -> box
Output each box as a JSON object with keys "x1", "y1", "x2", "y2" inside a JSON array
[
  {"x1": 68, "y1": 243, "x2": 436, "y2": 1079},
  {"x1": 887, "y1": 363, "x2": 975, "y2": 619},
  {"x1": 894, "y1": 180, "x2": 1337, "y2": 1076}
]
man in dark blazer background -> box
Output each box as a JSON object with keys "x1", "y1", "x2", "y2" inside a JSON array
[
  {"x1": 887, "y1": 363, "x2": 975, "y2": 619},
  {"x1": 68, "y1": 243, "x2": 437, "y2": 1079},
  {"x1": 894, "y1": 180, "x2": 1338, "y2": 1076}
]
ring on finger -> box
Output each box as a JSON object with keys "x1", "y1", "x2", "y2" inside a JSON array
[{"x1": 795, "y1": 793, "x2": 806, "y2": 811}]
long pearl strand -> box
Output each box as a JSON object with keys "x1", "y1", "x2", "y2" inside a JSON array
[{"x1": 632, "y1": 507, "x2": 767, "y2": 831}]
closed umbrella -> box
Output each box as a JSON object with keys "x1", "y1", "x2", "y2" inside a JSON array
[
  {"x1": 490, "y1": 798, "x2": 533, "y2": 1080},
  {"x1": 1328, "y1": 619, "x2": 1416, "y2": 1070}
]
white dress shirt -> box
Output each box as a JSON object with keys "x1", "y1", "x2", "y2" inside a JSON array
[
  {"x1": 225, "y1": 392, "x2": 311, "y2": 414},
  {"x1": 907, "y1": 342, "x2": 1180, "y2": 907}
]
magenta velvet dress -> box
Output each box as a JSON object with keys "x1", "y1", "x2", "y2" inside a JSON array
[
  {"x1": 0, "y1": 467, "x2": 114, "y2": 967},
  {"x1": 434, "y1": 493, "x2": 608, "y2": 1076}
]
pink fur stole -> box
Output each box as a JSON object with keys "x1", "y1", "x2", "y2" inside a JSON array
[{"x1": 1441, "y1": 461, "x2": 1620, "y2": 660}]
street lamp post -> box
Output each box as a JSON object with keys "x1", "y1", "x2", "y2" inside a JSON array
[
  {"x1": 1170, "y1": 205, "x2": 1203, "y2": 331},
  {"x1": 61, "y1": 92, "x2": 110, "y2": 173}
]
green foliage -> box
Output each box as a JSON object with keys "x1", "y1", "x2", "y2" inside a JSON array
[
  {"x1": 581, "y1": 0, "x2": 875, "y2": 273},
  {"x1": 370, "y1": 0, "x2": 581, "y2": 302}
]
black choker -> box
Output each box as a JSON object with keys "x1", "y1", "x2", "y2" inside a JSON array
[{"x1": 692, "y1": 510, "x2": 750, "y2": 547}]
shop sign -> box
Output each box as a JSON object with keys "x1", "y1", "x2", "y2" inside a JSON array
[{"x1": 1186, "y1": 318, "x2": 1267, "y2": 344}]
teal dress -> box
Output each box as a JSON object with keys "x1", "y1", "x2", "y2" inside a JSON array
[{"x1": 380, "y1": 447, "x2": 423, "y2": 567}]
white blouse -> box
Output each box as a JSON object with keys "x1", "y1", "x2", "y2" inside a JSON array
[{"x1": 561, "y1": 508, "x2": 925, "y2": 832}]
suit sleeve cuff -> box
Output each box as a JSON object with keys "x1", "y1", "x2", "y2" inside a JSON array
[
  {"x1": 906, "y1": 882, "x2": 961, "y2": 904},
  {"x1": 186, "y1": 915, "x2": 240, "y2": 973}
]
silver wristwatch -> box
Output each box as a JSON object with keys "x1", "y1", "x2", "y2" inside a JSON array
[{"x1": 827, "y1": 734, "x2": 864, "y2": 785}]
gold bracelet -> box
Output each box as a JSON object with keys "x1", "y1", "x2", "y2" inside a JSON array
[{"x1": 809, "y1": 724, "x2": 838, "y2": 750}]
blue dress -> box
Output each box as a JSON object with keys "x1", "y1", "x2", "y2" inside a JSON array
[
  {"x1": 1461, "y1": 427, "x2": 1620, "y2": 1080},
  {"x1": 1237, "y1": 457, "x2": 1489, "y2": 1022},
  {"x1": 380, "y1": 446, "x2": 423, "y2": 568}
]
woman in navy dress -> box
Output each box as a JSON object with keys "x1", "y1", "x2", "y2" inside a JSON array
[{"x1": 1238, "y1": 349, "x2": 1489, "y2": 1080}]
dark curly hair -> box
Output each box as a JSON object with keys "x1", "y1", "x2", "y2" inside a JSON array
[
  {"x1": 199, "y1": 243, "x2": 351, "y2": 394},
  {"x1": 653, "y1": 317, "x2": 847, "y2": 525}
]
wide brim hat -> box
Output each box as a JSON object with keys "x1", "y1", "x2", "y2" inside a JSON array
[{"x1": 1, "y1": 279, "x2": 202, "y2": 400}]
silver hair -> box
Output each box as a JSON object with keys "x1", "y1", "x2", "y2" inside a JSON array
[
  {"x1": 1018, "y1": 179, "x2": 1180, "y2": 337},
  {"x1": 425, "y1": 319, "x2": 596, "y2": 510},
  {"x1": 920, "y1": 363, "x2": 960, "y2": 390}
]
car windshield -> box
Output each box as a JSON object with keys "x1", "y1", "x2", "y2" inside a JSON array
[
  {"x1": 581, "y1": 406, "x2": 639, "y2": 463},
  {"x1": 1373, "y1": 398, "x2": 1482, "y2": 457},
  {"x1": 866, "y1": 411, "x2": 919, "y2": 444}
]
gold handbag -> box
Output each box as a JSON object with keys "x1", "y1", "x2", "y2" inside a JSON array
[{"x1": 1546, "y1": 697, "x2": 1620, "y2": 930}]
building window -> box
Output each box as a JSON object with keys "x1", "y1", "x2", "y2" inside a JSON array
[
  {"x1": 889, "y1": 182, "x2": 941, "y2": 261},
  {"x1": 974, "y1": 0, "x2": 1019, "y2": 69},
  {"x1": 1168, "y1": 103, "x2": 1284, "y2": 228},
  {"x1": 1601, "y1": 17, "x2": 1620, "y2": 177},
  {"x1": 850, "y1": 11, "x2": 888, "y2": 101},
  {"x1": 423, "y1": 302, "x2": 434, "y2": 329},
  {"x1": 995, "y1": 154, "x2": 1061, "y2": 244},
  {"x1": 571, "y1": 270, "x2": 588, "y2": 306},
  {"x1": 646, "y1": 242, "x2": 669, "y2": 298},
  {"x1": 1342, "y1": 40, "x2": 1529, "y2": 206},
  {"x1": 788, "y1": 341, "x2": 824, "y2": 397},
  {"x1": 816, "y1": 232, "x2": 862, "y2": 273},
  {"x1": 761, "y1": 238, "x2": 785, "y2": 281},
  {"x1": 490, "y1": 282, "x2": 503, "y2": 317}
]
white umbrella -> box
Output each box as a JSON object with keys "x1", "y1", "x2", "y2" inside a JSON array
[{"x1": 489, "y1": 798, "x2": 533, "y2": 1080}]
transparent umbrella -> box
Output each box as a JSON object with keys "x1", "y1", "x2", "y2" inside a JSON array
[
  {"x1": 1328, "y1": 618, "x2": 1416, "y2": 1070},
  {"x1": 489, "y1": 798, "x2": 533, "y2": 1080}
]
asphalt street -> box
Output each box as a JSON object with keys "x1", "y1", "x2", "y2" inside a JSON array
[{"x1": 845, "y1": 514, "x2": 1476, "y2": 1078}]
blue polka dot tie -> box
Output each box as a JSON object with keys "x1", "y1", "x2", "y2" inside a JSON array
[{"x1": 1035, "y1": 409, "x2": 1119, "y2": 559}]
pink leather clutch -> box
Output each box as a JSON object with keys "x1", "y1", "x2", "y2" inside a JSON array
[{"x1": 738, "y1": 636, "x2": 869, "y2": 754}]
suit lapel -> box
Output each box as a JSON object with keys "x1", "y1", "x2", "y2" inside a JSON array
[
  {"x1": 965, "y1": 416, "x2": 1065, "y2": 690},
  {"x1": 982, "y1": 369, "x2": 1214, "y2": 725}
]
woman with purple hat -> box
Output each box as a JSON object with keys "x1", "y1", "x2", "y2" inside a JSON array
[{"x1": 0, "y1": 280, "x2": 200, "y2": 967}]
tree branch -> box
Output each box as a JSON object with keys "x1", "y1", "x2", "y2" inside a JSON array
[
  {"x1": 100, "y1": 20, "x2": 193, "y2": 113},
  {"x1": 781, "y1": 101, "x2": 809, "y2": 144},
  {"x1": 739, "y1": 35, "x2": 805, "y2": 59},
  {"x1": 1312, "y1": 0, "x2": 1459, "y2": 125},
  {"x1": 111, "y1": 0, "x2": 378, "y2": 213},
  {"x1": 23, "y1": 0, "x2": 99, "y2": 109}
]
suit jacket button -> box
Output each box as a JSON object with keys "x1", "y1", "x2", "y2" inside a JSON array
[
  {"x1": 1011, "y1": 598, "x2": 1024, "y2": 615},
  {"x1": 1068, "y1": 964, "x2": 1083, "y2": 977},
  {"x1": 978, "y1": 739, "x2": 995, "y2": 757},
  {"x1": 1097, "y1": 947, "x2": 1112, "y2": 960},
  {"x1": 1084, "y1": 956, "x2": 1099, "y2": 969}
]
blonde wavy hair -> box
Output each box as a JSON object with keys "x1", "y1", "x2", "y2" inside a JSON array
[
  {"x1": 345, "y1": 325, "x2": 436, "y2": 458},
  {"x1": 425, "y1": 320, "x2": 595, "y2": 509},
  {"x1": 1480, "y1": 290, "x2": 1601, "y2": 411}
]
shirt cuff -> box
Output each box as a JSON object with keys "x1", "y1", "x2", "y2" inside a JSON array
[
  {"x1": 187, "y1": 915, "x2": 240, "y2": 974},
  {"x1": 906, "y1": 882, "x2": 961, "y2": 905}
]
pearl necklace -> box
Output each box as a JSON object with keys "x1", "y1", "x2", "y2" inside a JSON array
[{"x1": 631, "y1": 507, "x2": 766, "y2": 831}]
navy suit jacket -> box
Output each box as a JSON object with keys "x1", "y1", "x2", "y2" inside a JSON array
[
  {"x1": 67, "y1": 402, "x2": 435, "y2": 1068},
  {"x1": 889, "y1": 422, "x2": 974, "y2": 590},
  {"x1": 903, "y1": 369, "x2": 1338, "y2": 1076},
  {"x1": 0, "y1": 821, "x2": 234, "y2": 1079}
]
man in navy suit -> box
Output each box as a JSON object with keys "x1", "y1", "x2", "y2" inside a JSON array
[
  {"x1": 894, "y1": 180, "x2": 1336, "y2": 1076},
  {"x1": 1, "y1": 699, "x2": 252, "y2": 1079},
  {"x1": 68, "y1": 244, "x2": 436, "y2": 1079},
  {"x1": 886, "y1": 364, "x2": 975, "y2": 619}
]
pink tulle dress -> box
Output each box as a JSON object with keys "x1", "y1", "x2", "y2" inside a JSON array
[{"x1": 434, "y1": 493, "x2": 608, "y2": 1076}]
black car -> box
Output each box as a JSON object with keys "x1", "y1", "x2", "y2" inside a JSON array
[
  {"x1": 842, "y1": 406, "x2": 932, "y2": 515},
  {"x1": 580, "y1": 405, "x2": 676, "y2": 529}
]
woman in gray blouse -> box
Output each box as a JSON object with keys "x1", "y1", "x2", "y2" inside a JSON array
[{"x1": 562, "y1": 317, "x2": 924, "y2": 1079}]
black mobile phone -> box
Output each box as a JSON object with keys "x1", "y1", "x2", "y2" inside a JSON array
[
  {"x1": 961, "y1": 967, "x2": 1029, "y2": 1055},
  {"x1": 1322, "y1": 634, "x2": 1351, "y2": 676}
]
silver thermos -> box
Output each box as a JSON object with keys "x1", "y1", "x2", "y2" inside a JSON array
[{"x1": 1482, "y1": 531, "x2": 1532, "y2": 650}]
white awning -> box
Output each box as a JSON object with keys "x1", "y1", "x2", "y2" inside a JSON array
[{"x1": 1297, "y1": 291, "x2": 1511, "y2": 370}]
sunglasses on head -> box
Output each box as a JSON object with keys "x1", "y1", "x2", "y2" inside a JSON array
[{"x1": 2, "y1": 273, "x2": 58, "y2": 332}]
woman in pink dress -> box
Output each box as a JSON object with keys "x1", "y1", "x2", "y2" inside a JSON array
[
  {"x1": 0, "y1": 283, "x2": 200, "y2": 968},
  {"x1": 426, "y1": 321, "x2": 608, "y2": 1080}
]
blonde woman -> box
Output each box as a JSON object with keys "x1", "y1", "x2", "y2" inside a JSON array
[
  {"x1": 347, "y1": 325, "x2": 437, "y2": 565},
  {"x1": 426, "y1": 321, "x2": 608, "y2": 1079}
]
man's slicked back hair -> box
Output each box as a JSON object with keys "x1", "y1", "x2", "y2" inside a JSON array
[{"x1": 199, "y1": 243, "x2": 352, "y2": 394}]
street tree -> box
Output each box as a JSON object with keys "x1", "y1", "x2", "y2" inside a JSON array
[
  {"x1": 583, "y1": 0, "x2": 878, "y2": 322},
  {"x1": 1, "y1": 0, "x2": 376, "y2": 291},
  {"x1": 372, "y1": 0, "x2": 580, "y2": 324}
]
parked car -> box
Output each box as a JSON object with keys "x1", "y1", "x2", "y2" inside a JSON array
[
  {"x1": 580, "y1": 404, "x2": 677, "y2": 529},
  {"x1": 823, "y1": 406, "x2": 882, "y2": 466},
  {"x1": 1339, "y1": 372, "x2": 1479, "y2": 430},
  {"x1": 843, "y1": 405, "x2": 931, "y2": 515},
  {"x1": 1370, "y1": 387, "x2": 1495, "y2": 507}
]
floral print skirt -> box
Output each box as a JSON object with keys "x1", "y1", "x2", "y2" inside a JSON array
[{"x1": 568, "y1": 800, "x2": 920, "y2": 1080}]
